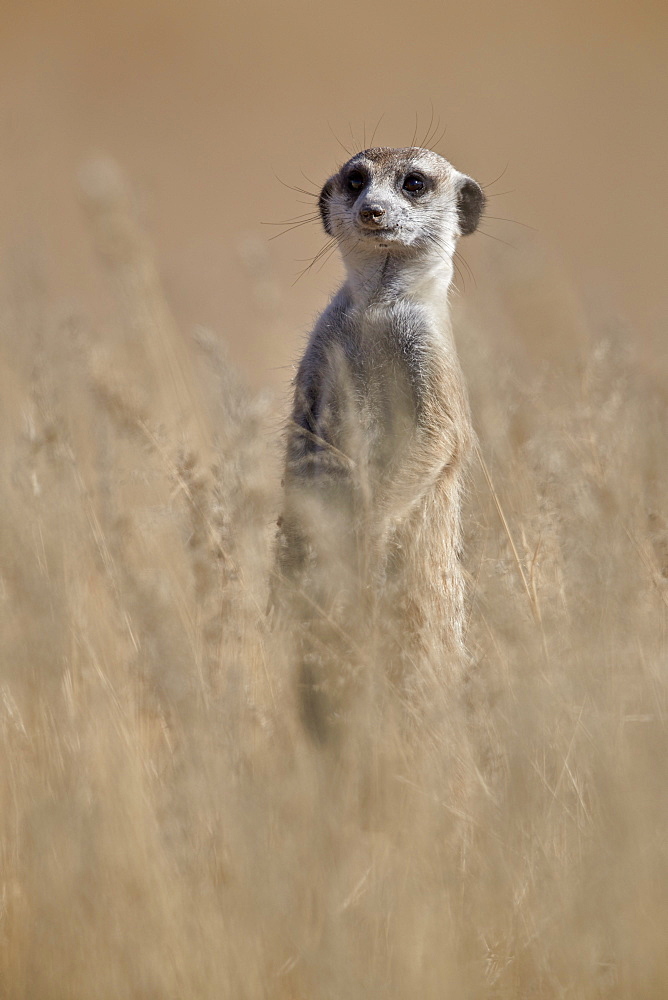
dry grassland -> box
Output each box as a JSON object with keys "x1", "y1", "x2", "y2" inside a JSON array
[{"x1": 0, "y1": 162, "x2": 666, "y2": 998}]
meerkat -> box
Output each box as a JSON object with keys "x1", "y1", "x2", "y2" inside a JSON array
[{"x1": 275, "y1": 146, "x2": 484, "y2": 743}]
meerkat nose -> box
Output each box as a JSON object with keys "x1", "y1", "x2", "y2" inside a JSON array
[{"x1": 359, "y1": 204, "x2": 386, "y2": 225}]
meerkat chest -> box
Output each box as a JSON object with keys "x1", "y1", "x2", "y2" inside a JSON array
[
  {"x1": 338, "y1": 299, "x2": 440, "y2": 398},
  {"x1": 321, "y1": 301, "x2": 438, "y2": 459}
]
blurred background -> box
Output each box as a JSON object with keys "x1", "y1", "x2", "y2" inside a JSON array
[
  {"x1": 2, "y1": 0, "x2": 666, "y2": 390},
  {"x1": 1, "y1": 6, "x2": 667, "y2": 995}
]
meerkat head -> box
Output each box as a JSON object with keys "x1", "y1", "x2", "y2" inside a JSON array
[{"x1": 318, "y1": 147, "x2": 485, "y2": 259}]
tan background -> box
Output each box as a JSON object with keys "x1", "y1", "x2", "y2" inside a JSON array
[{"x1": 2, "y1": 0, "x2": 666, "y2": 388}]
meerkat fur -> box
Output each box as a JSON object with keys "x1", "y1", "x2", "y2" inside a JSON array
[{"x1": 275, "y1": 146, "x2": 485, "y2": 742}]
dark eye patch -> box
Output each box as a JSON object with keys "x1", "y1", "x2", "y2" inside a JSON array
[
  {"x1": 346, "y1": 169, "x2": 366, "y2": 193},
  {"x1": 402, "y1": 173, "x2": 426, "y2": 194}
]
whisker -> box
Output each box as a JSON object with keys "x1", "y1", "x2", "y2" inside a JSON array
[
  {"x1": 369, "y1": 112, "x2": 385, "y2": 147},
  {"x1": 327, "y1": 121, "x2": 353, "y2": 156},
  {"x1": 454, "y1": 249, "x2": 477, "y2": 289},
  {"x1": 291, "y1": 185, "x2": 320, "y2": 199},
  {"x1": 293, "y1": 238, "x2": 336, "y2": 265},
  {"x1": 317, "y1": 231, "x2": 360, "y2": 274},
  {"x1": 314, "y1": 240, "x2": 342, "y2": 274},
  {"x1": 424, "y1": 232, "x2": 463, "y2": 290},
  {"x1": 424, "y1": 114, "x2": 442, "y2": 151},
  {"x1": 292, "y1": 238, "x2": 338, "y2": 283},
  {"x1": 482, "y1": 163, "x2": 509, "y2": 190},
  {"x1": 452, "y1": 259, "x2": 465, "y2": 292},
  {"x1": 300, "y1": 169, "x2": 322, "y2": 191},
  {"x1": 430, "y1": 122, "x2": 448, "y2": 151},
  {"x1": 483, "y1": 215, "x2": 537, "y2": 231},
  {"x1": 424, "y1": 228, "x2": 475, "y2": 291},
  {"x1": 410, "y1": 111, "x2": 419, "y2": 148},
  {"x1": 484, "y1": 189, "x2": 515, "y2": 198},
  {"x1": 477, "y1": 228, "x2": 517, "y2": 249},
  {"x1": 267, "y1": 218, "x2": 321, "y2": 241},
  {"x1": 273, "y1": 172, "x2": 320, "y2": 199},
  {"x1": 420, "y1": 104, "x2": 435, "y2": 149},
  {"x1": 262, "y1": 212, "x2": 319, "y2": 225}
]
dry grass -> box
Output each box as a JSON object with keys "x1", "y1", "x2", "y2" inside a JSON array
[{"x1": 0, "y1": 161, "x2": 666, "y2": 999}]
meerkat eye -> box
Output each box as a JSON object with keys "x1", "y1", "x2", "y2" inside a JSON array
[
  {"x1": 346, "y1": 170, "x2": 365, "y2": 193},
  {"x1": 403, "y1": 173, "x2": 425, "y2": 194}
]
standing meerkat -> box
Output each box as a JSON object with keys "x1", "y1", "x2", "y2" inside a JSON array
[{"x1": 275, "y1": 146, "x2": 484, "y2": 743}]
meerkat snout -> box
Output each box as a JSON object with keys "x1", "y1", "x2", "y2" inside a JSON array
[{"x1": 358, "y1": 203, "x2": 387, "y2": 227}]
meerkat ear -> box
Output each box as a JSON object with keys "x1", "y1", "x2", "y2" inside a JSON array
[
  {"x1": 318, "y1": 178, "x2": 334, "y2": 235},
  {"x1": 456, "y1": 175, "x2": 485, "y2": 236}
]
